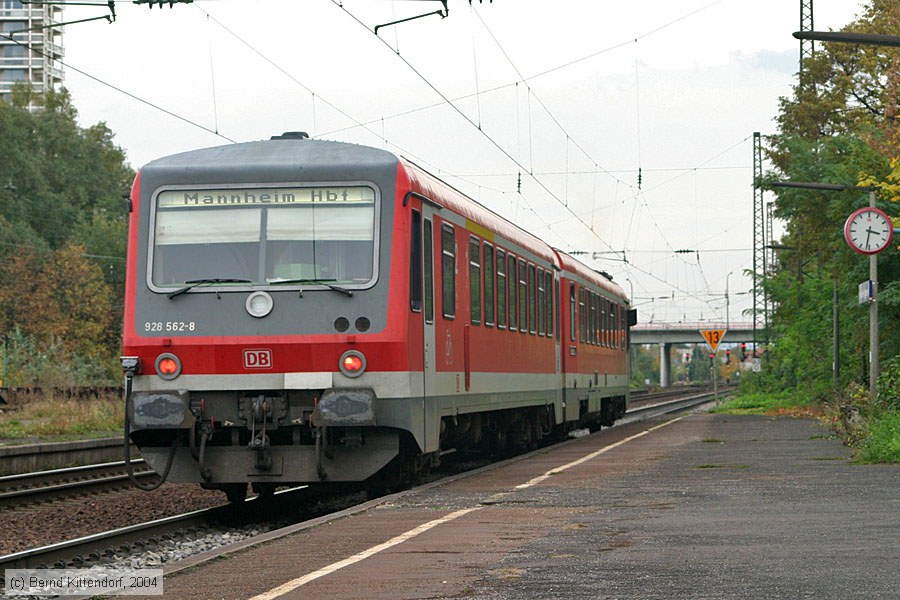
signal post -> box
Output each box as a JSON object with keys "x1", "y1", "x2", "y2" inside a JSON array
[{"x1": 701, "y1": 329, "x2": 727, "y2": 403}]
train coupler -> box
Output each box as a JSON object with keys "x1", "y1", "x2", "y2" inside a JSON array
[
  {"x1": 198, "y1": 420, "x2": 213, "y2": 481},
  {"x1": 243, "y1": 395, "x2": 281, "y2": 472},
  {"x1": 249, "y1": 432, "x2": 272, "y2": 471}
]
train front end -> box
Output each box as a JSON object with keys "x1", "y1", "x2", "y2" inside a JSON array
[{"x1": 122, "y1": 136, "x2": 413, "y2": 499}]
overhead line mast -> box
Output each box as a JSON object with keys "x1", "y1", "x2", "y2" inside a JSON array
[
  {"x1": 752, "y1": 132, "x2": 767, "y2": 350},
  {"x1": 799, "y1": 0, "x2": 815, "y2": 84}
]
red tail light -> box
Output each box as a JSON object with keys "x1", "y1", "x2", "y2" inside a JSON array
[
  {"x1": 155, "y1": 353, "x2": 182, "y2": 380},
  {"x1": 338, "y1": 350, "x2": 366, "y2": 377}
]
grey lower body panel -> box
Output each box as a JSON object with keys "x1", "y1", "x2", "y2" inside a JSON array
[{"x1": 140, "y1": 429, "x2": 399, "y2": 484}]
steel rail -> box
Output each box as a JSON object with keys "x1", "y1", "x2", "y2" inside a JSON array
[
  {"x1": 0, "y1": 460, "x2": 154, "y2": 506},
  {"x1": 623, "y1": 387, "x2": 733, "y2": 423},
  {"x1": 0, "y1": 504, "x2": 228, "y2": 571}
]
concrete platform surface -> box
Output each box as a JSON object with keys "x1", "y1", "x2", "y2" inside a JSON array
[{"x1": 163, "y1": 413, "x2": 900, "y2": 599}]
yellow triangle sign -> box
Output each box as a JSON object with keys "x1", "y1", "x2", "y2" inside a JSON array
[{"x1": 700, "y1": 329, "x2": 726, "y2": 351}]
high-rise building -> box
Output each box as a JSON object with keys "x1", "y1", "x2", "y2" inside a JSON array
[{"x1": 0, "y1": 0, "x2": 64, "y2": 106}]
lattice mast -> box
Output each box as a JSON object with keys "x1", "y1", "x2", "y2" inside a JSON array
[
  {"x1": 752, "y1": 132, "x2": 767, "y2": 349},
  {"x1": 800, "y1": 0, "x2": 815, "y2": 83}
]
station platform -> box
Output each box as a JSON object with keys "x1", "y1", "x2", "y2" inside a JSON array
[{"x1": 162, "y1": 412, "x2": 900, "y2": 599}]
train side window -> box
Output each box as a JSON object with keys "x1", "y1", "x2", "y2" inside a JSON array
[
  {"x1": 508, "y1": 254, "x2": 517, "y2": 331},
  {"x1": 613, "y1": 302, "x2": 622, "y2": 350},
  {"x1": 410, "y1": 210, "x2": 422, "y2": 312},
  {"x1": 484, "y1": 243, "x2": 495, "y2": 327},
  {"x1": 601, "y1": 296, "x2": 607, "y2": 347},
  {"x1": 579, "y1": 288, "x2": 586, "y2": 343},
  {"x1": 424, "y1": 219, "x2": 434, "y2": 323},
  {"x1": 586, "y1": 290, "x2": 592, "y2": 344},
  {"x1": 545, "y1": 270, "x2": 554, "y2": 337},
  {"x1": 536, "y1": 267, "x2": 544, "y2": 335},
  {"x1": 608, "y1": 299, "x2": 614, "y2": 348},
  {"x1": 441, "y1": 223, "x2": 455, "y2": 319},
  {"x1": 496, "y1": 249, "x2": 507, "y2": 329},
  {"x1": 587, "y1": 291, "x2": 593, "y2": 345},
  {"x1": 518, "y1": 259, "x2": 527, "y2": 335},
  {"x1": 569, "y1": 283, "x2": 576, "y2": 342},
  {"x1": 590, "y1": 292, "x2": 597, "y2": 345},
  {"x1": 469, "y1": 236, "x2": 481, "y2": 325},
  {"x1": 553, "y1": 276, "x2": 560, "y2": 340},
  {"x1": 529, "y1": 264, "x2": 538, "y2": 334}
]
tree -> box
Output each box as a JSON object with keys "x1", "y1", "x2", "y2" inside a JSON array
[
  {"x1": 0, "y1": 87, "x2": 133, "y2": 384},
  {"x1": 762, "y1": 1, "x2": 900, "y2": 398}
]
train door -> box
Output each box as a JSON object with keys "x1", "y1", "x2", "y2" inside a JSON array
[{"x1": 421, "y1": 206, "x2": 439, "y2": 453}]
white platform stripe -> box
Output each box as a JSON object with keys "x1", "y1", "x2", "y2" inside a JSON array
[
  {"x1": 250, "y1": 417, "x2": 681, "y2": 598},
  {"x1": 515, "y1": 417, "x2": 684, "y2": 490},
  {"x1": 249, "y1": 507, "x2": 483, "y2": 600}
]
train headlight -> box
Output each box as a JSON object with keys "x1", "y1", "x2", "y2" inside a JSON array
[
  {"x1": 339, "y1": 350, "x2": 366, "y2": 377},
  {"x1": 155, "y1": 353, "x2": 182, "y2": 380},
  {"x1": 246, "y1": 291, "x2": 274, "y2": 318}
]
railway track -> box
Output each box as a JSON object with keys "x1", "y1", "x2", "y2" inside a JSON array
[
  {"x1": 0, "y1": 459, "x2": 156, "y2": 507},
  {"x1": 0, "y1": 385, "x2": 729, "y2": 575}
]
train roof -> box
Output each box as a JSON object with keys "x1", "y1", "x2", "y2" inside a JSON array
[
  {"x1": 140, "y1": 137, "x2": 399, "y2": 181},
  {"x1": 400, "y1": 157, "x2": 558, "y2": 265},
  {"x1": 400, "y1": 157, "x2": 626, "y2": 301},
  {"x1": 554, "y1": 250, "x2": 628, "y2": 300}
]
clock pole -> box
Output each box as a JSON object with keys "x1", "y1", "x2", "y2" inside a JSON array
[{"x1": 869, "y1": 189, "x2": 879, "y2": 394}]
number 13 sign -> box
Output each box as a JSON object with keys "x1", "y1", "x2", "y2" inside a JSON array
[{"x1": 700, "y1": 329, "x2": 726, "y2": 352}]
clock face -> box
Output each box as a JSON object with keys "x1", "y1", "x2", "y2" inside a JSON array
[{"x1": 844, "y1": 207, "x2": 894, "y2": 255}]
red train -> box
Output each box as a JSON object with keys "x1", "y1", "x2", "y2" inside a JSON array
[{"x1": 122, "y1": 133, "x2": 634, "y2": 501}]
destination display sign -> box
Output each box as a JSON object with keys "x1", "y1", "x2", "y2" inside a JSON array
[{"x1": 157, "y1": 186, "x2": 375, "y2": 209}]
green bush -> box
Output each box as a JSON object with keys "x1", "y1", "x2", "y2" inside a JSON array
[
  {"x1": 1, "y1": 328, "x2": 118, "y2": 387},
  {"x1": 858, "y1": 411, "x2": 900, "y2": 463},
  {"x1": 876, "y1": 356, "x2": 900, "y2": 411}
]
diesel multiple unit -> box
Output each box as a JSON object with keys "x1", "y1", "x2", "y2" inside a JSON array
[{"x1": 122, "y1": 134, "x2": 634, "y2": 501}]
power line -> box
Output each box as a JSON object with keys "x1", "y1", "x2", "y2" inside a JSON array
[
  {"x1": 328, "y1": 0, "x2": 574, "y2": 245},
  {"x1": 194, "y1": 5, "x2": 511, "y2": 200},
  {"x1": 0, "y1": 30, "x2": 236, "y2": 142}
]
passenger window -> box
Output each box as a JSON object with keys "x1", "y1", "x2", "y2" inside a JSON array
[
  {"x1": 533, "y1": 265, "x2": 541, "y2": 335},
  {"x1": 410, "y1": 210, "x2": 422, "y2": 312},
  {"x1": 497, "y1": 249, "x2": 507, "y2": 329},
  {"x1": 441, "y1": 223, "x2": 455, "y2": 319},
  {"x1": 545, "y1": 271, "x2": 554, "y2": 337},
  {"x1": 508, "y1": 254, "x2": 518, "y2": 331},
  {"x1": 484, "y1": 244, "x2": 495, "y2": 327},
  {"x1": 469, "y1": 237, "x2": 481, "y2": 325},
  {"x1": 570, "y1": 283, "x2": 576, "y2": 342},
  {"x1": 424, "y1": 219, "x2": 433, "y2": 323},
  {"x1": 537, "y1": 268, "x2": 545, "y2": 336},
  {"x1": 518, "y1": 259, "x2": 527, "y2": 334}
]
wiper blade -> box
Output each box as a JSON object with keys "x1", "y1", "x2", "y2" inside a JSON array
[
  {"x1": 167, "y1": 278, "x2": 251, "y2": 300},
  {"x1": 268, "y1": 278, "x2": 353, "y2": 297}
]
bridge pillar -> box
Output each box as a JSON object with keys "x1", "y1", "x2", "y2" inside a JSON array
[{"x1": 659, "y1": 343, "x2": 672, "y2": 388}]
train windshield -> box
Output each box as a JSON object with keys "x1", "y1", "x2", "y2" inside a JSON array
[{"x1": 150, "y1": 185, "x2": 378, "y2": 289}]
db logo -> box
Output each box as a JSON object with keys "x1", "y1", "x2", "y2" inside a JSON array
[{"x1": 243, "y1": 349, "x2": 273, "y2": 370}]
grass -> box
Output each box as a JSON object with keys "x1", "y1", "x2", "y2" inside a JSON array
[
  {"x1": 857, "y1": 411, "x2": 900, "y2": 463},
  {"x1": 710, "y1": 391, "x2": 823, "y2": 417},
  {"x1": 713, "y1": 387, "x2": 899, "y2": 464},
  {"x1": 0, "y1": 393, "x2": 123, "y2": 443}
]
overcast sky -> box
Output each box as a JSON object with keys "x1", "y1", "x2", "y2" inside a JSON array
[{"x1": 59, "y1": 0, "x2": 865, "y2": 326}]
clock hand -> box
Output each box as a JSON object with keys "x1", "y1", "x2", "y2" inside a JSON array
[{"x1": 865, "y1": 228, "x2": 872, "y2": 248}]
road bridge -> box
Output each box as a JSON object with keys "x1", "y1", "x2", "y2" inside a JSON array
[{"x1": 631, "y1": 322, "x2": 758, "y2": 388}]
